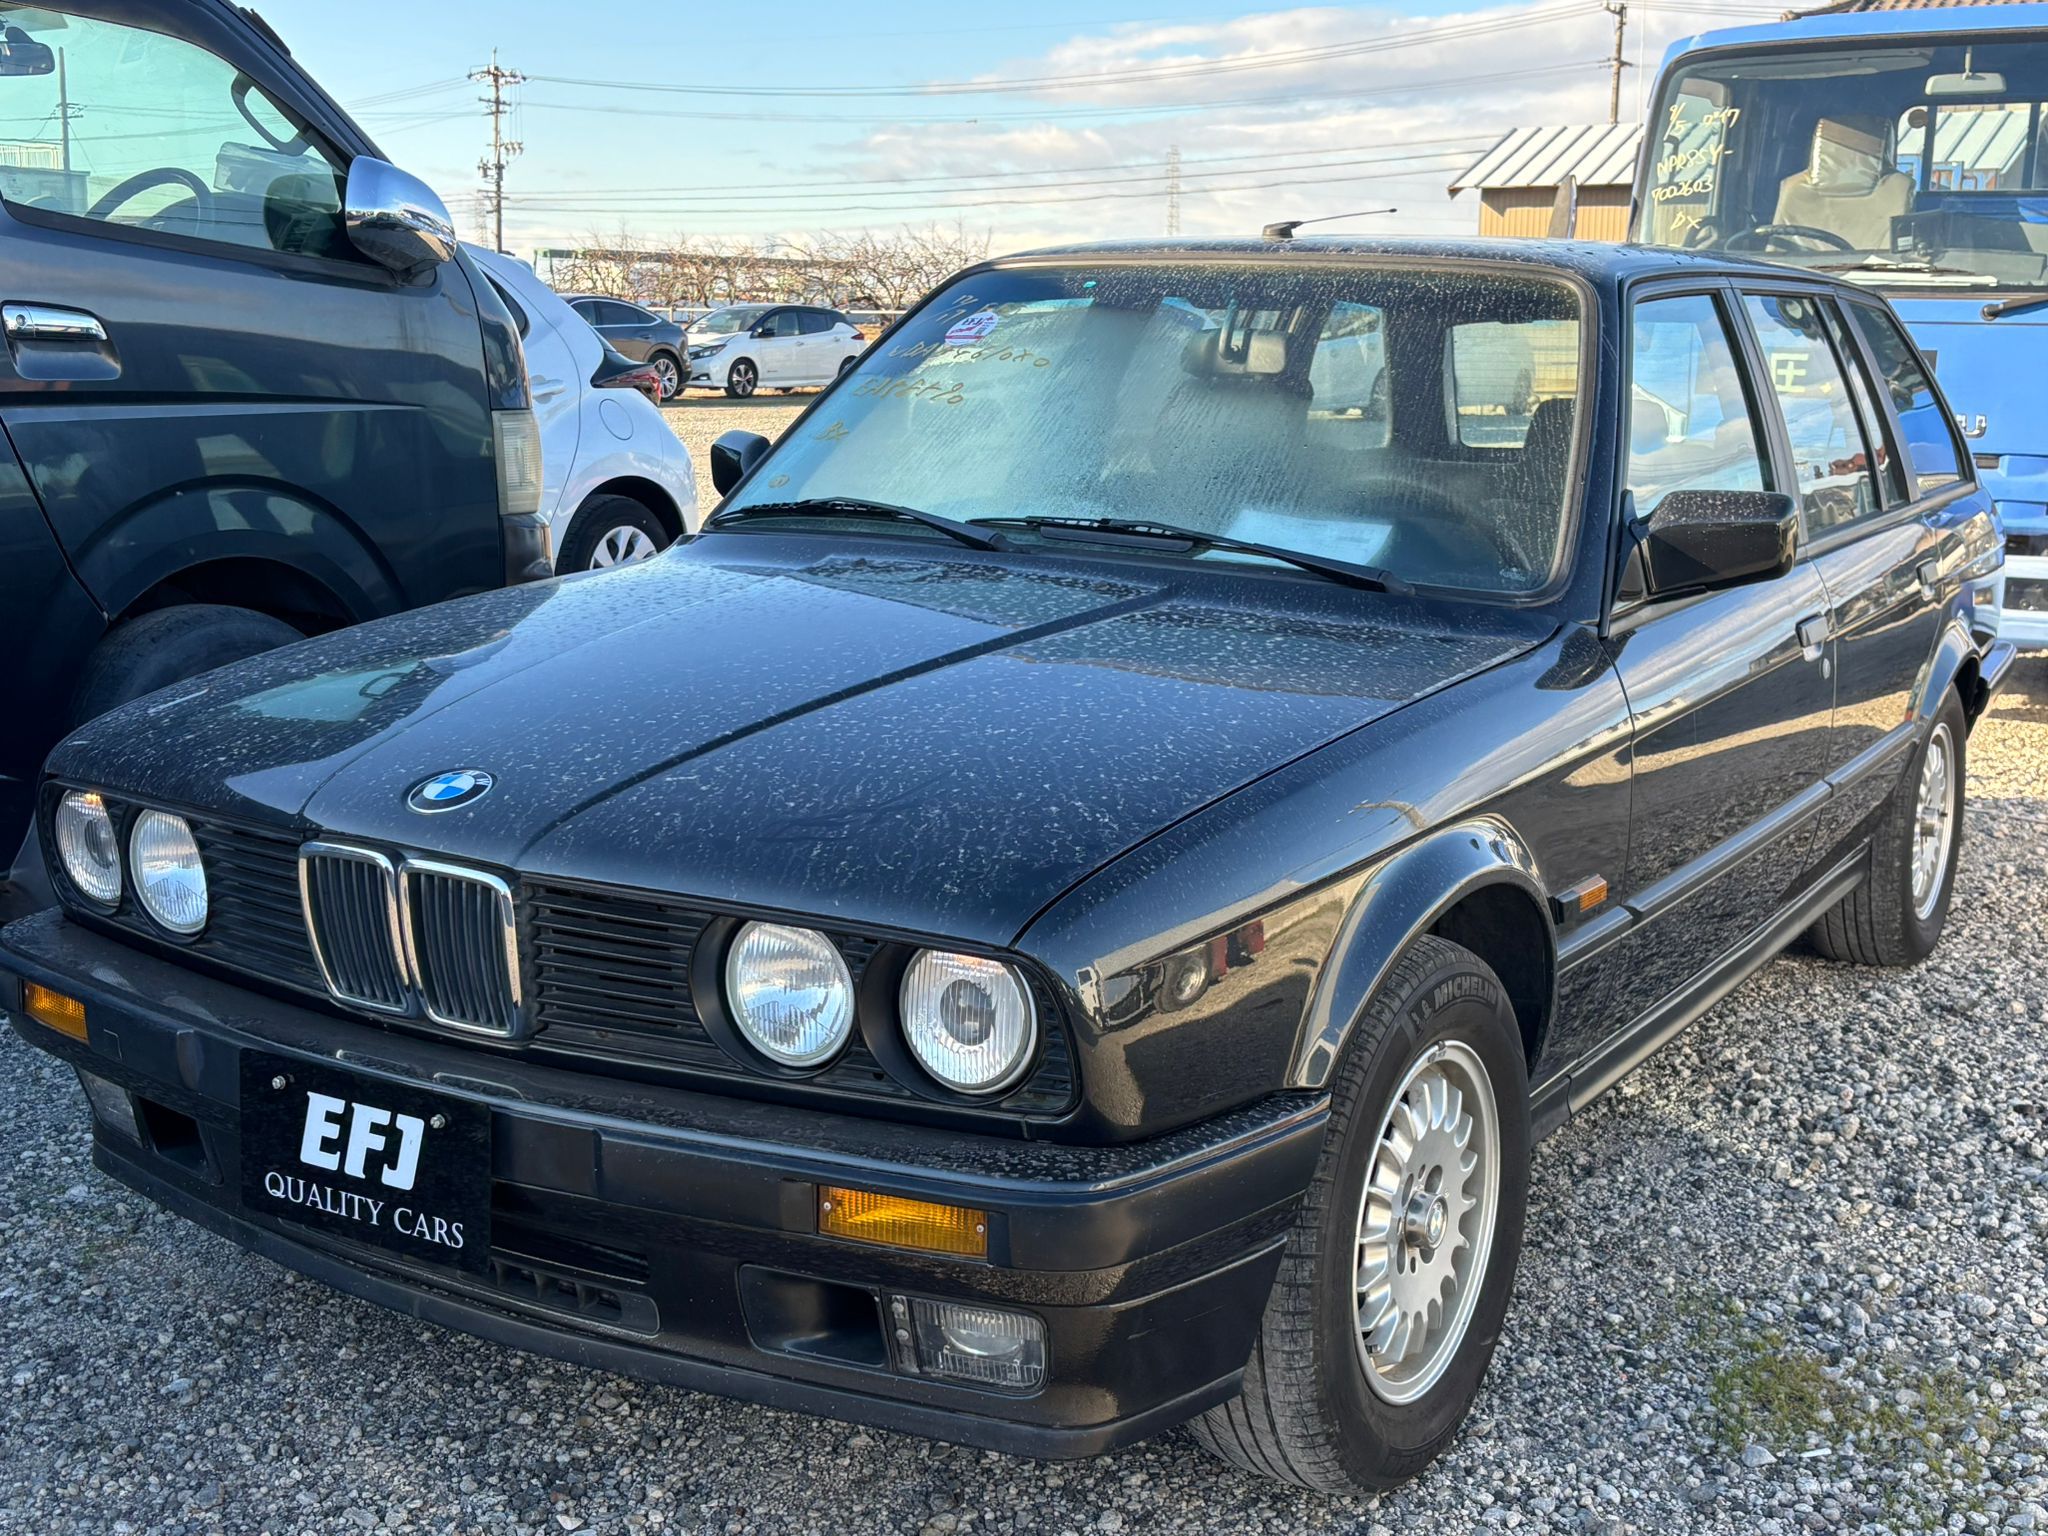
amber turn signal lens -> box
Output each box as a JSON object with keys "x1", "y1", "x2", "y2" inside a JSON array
[
  {"x1": 1577, "y1": 877, "x2": 1609, "y2": 913},
  {"x1": 818, "y1": 1186, "x2": 988, "y2": 1258},
  {"x1": 23, "y1": 982, "x2": 88, "y2": 1042}
]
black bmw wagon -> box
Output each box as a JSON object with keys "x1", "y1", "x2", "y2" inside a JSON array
[{"x1": 2, "y1": 238, "x2": 2013, "y2": 1493}]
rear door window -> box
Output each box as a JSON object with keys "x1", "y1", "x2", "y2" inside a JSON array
[
  {"x1": 797, "y1": 309, "x2": 835, "y2": 335},
  {"x1": 0, "y1": 9, "x2": 349, "y2": 260},
  {"x1": 1844, "y1": 304, "x2": 1966, "y2": 497},
  {"x1": 1446, "y1": 319, "x2": 1579, "y2": 447},
  {"x1": 1742, "y1": 292, "x2": 1881, "y2": 536}
]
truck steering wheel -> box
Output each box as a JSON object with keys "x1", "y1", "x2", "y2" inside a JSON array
[
  {"x1": 1728, "y1": 223, "x2": 1855, "y2": 255},
  {"x1": 86, "y1": 167, "x2": 214, "y2": 228}
]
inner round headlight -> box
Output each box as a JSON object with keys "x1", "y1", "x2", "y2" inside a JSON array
[
  {"x1": 900, "y1": 951, "x2": 1037, "y2": 1095},
  {"x1": 53, "y1": 790, "x2": 121, "y2": 906},
  {"x1": 129, "y1": 810, "x2": 207, "y2": 935},
  {"x1": 724, "y1": 922, "x2": 855, "y2": 1067}
]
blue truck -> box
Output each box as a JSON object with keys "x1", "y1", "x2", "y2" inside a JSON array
[{"x1": 1633, "y1": 2, "x2": 2048, "y2": 644}]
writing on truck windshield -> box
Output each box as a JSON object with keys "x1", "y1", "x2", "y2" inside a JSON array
[
  {"x1": 1637, "y1": 35, "x2": 2048, "y2": 293},
  {"x1": 722, "y1": 263, "x2": 1585, "y2": 597}
]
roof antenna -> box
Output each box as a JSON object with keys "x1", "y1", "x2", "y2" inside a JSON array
[{"x1": 1262, "y1": 208, "x2": 1397, "y2": 241}]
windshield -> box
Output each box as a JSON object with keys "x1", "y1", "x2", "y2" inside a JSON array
[
  {"x1": 1637, "y1": 35, "x2": 2048, "y2": 293},
  {"x1": 696, "y1": 306, "x2": 770, "y2": 335},
  {"x1": 722, "y1": 262, "x2": 1585, "y2": 597}
]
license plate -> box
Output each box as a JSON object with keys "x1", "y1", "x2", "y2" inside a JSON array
[{"x1": 239, "y1": 1052, "x2": 492, "y2": 1273}]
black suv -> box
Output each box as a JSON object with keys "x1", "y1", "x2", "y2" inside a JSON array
[
  {"x1": 2, "y1": 239, "x2": 2014, "y2": 1493},
  {"x1": 0, "y1": 0, "x2": 550, "y2": 881}
]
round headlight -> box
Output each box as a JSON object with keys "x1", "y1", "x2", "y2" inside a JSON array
[
  {"x1": 724, "y1": 922, "x2": 855, "y2": 1067},
  {"x1": 900, "y1": 951, "x2": 1037, "y2": 1095},
  {"x1": 130, "y1": 810, "x2": 207, "y2": 934},
  {"x1": 53, "y1": 790, "x2": 121, "y2": 906}
]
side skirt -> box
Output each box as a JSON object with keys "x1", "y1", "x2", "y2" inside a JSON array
[{"x1": 1529, "y1": 844, "x2": 1871, "y2": 1138}]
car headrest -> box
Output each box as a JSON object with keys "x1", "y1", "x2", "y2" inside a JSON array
[
  {"x1": 1182, "y1": 326, "x2": 1288, "y2": 379},
  {"x1": 1806, "y1": 116, "x2": 1890, "y2": 195}
]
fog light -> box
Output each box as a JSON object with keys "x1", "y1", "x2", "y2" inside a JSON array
[
  {"x1": 23, "y1": 981, "x2": 87, "y2": 1041},
  {"x1": 890, "y1": 1295, "x2": 1046, "y2": 1393},
  {"x1": 76, "y1": 1069, "x2": 139, "y2": 1141},
  {"x1": 819, "y1": 1186, "x2": 987, "y2": 1258}
]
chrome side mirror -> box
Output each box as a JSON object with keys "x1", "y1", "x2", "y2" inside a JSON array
[{"x1": 344, "y1": 157, "x2": 457, "y2": 279}]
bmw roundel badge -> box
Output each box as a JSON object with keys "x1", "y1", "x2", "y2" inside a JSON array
[{"x1": 407, "y1": 769, "x2": 495, "y2": 813}]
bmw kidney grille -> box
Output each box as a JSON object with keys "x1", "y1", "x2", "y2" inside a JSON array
[{"x1": 298, "y1": 842, "x2": 524, "y2": 1037}]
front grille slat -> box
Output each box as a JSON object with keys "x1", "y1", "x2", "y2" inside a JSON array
[
  {"x1": 404, "y1": 863, "x2": 519, "y2": 1036},
  {"x1": 299, "y1": 846, "x2": 408, "y2": 1012}
]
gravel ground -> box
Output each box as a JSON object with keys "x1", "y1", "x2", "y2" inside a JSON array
[
  {"x1": 3, "y1": 659, "x2": 2045, "y2": 1535},
  {"x1": 657, "y1": 396, "x2": 813, "y2": 517}
]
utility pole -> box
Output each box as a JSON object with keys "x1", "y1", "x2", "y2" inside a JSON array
[
  {"x1": 1165, "y1": 144, "x2": 1183, "y2": 237},
  {"x1": 56, "y1": 48, "x2": 69, "y2": 172},
  {"x1": 471, "y1": 50, "x2": 524, "y2": 252},
  {"x1": 1604, "y1": 2, "x2": 1631, "y2": 125}
]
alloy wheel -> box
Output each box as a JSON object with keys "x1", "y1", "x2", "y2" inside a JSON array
[
  {"x1": 730, "y1": 361, "x2": 756, "y2": 397},
  {"x1": 655, "y1": 356, "x2": 681, "y2": 400},
  {"x1": 1353, "y1": 1039, "x2": 1501, "y2": 1405},
  {"x1": 1911, "y1": 721, "x2": 1956, "y2": 920},
  {"x1": 589, "y1": 525, "x2": 660, "y2": 568}
]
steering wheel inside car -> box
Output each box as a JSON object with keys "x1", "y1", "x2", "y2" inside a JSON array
[
  {"x1": 86, "y1": 167, "x2": 214, "y2": 230},
  {"x1": 1726, "y1": 223, "x2": 1855, "y2": 255}
]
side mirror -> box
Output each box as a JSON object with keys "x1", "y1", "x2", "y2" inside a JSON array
[
  {"x1": 344, "y1": 157, "x2": 457, "y2": 278},
  {"x1": 710, "y1": 430, "x2": 772, "y2": 496},
  {"x1": 751, "y1": 325, "x2": 774, "y2": 339},
  {"x1": 1636, "y1": 490, "x2": 1798, "y2": 598}
]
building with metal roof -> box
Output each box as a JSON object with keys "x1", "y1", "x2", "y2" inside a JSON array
[{"x1": 1448, "y1": 124, "x2": 1646, "y2": 241}]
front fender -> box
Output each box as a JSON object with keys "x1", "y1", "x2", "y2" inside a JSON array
[
  {"x1": 1289, "y1": 816, "x2": 1554, "y2": 1089},
  {"x1": 1913, "y1": 614, "x2": 1989, "y2": 726}
]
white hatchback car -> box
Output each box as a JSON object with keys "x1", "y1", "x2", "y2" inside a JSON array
[
  {"x1": 685, "y1": 304, "x2": 868, "y2": 397},
  {"x1": 468, "y1": 247, "x2": 699, "y2": 571}
]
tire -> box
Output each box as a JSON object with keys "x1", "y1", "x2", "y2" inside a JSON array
[
  {"x1": 1809, "y1": 688, "x2": 1967, "y2": 966},
  {"x1": 724, "y1": 358, "x2": 758, "y2": 399},
  {"x1": 650, "y1": 351, "x2": 682, "y2": 401},
  {"x1": 1189, "y1": 934, "x2": 1530, "y2": 1493},
  {"x1": 71, "y1": 605, "x2": 302, "y2": 725},
  {"x1": 557, "y1": 495, "x2": 671, "y2": 572}
]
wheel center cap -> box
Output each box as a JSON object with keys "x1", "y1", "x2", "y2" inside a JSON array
[{"x1": 1403, "y1": 1191, "x2": 1449, "y2": 1250}]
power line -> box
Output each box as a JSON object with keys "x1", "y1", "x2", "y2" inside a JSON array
[
  {"x1": 505, "y1": 142, "x2": 1499, "y2": 212},
  {"x1": 522, "y1": 3, "x2": 1600, "y2": 100}
]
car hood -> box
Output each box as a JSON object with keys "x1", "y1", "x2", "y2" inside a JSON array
[{"x1": 50, "y1": 542, "x2": 1551, "y2": 944}]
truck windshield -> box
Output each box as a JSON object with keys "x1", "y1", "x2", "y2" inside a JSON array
[
  {"x1": 1636, "y1": 35, "x2": 2048, "y2": 295},
  {"x1": 721, "y1": 261, "x2": 1586, "y2": 597}
]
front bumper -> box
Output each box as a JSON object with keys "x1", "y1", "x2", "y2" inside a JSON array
[{"x1": 0, "y1": 911, "x2": 1320, "y2": 1457}]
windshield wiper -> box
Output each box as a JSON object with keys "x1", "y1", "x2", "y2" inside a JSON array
[
  {"x1": 977, "y1": 515, "x2": 1411, "y2": 594},
  {"x1": 1983, "y1": 292, "x2": 2048, "y2": 321},
  {"x1": 706, "y1": 497, "x2": 1008, "y2": 551}
]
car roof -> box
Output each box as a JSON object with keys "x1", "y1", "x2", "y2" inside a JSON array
[
  {"x1": 982, "y1": 234, "x2": 1843, "y2": 293},
  {"x1": 1658, "y1": 2, "x2": 2048, "y2": 72}
]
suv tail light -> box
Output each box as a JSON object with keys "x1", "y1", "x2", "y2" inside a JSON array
[
  {"x1": 492, "y1": 409, "x2": 543, "y2": 518},
  {"x1": 849, "y1": 329, "x2": 866, "y2": 341}
]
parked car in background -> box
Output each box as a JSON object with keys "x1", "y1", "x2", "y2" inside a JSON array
[
  {"x1": 564, "y1": 295, "x2": 688, "y2": 401},
  {"x1": 3, "y1": 238, "x2": 2011, "y2": 1494},
  {"x1": 685, "y1": 304, "x2": 868, "y2": 397},
  {"x1": 0, "y1": 0, "x2": 549, "y2": 887},
  {"x1": 471, "y1": 249, "x2": 697, "y2": 571}
]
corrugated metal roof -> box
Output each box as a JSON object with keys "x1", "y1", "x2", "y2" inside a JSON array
[
  {"x1": 1449, "y1": 124, "x2": 1645, "y2": 195},
  {"x1": 1792, "y1": 0, "x2": 2032, "y2": 15}
]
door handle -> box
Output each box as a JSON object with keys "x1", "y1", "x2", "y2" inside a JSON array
[
  {"x1": 2, "y1": 303, "x2": 107, "y2": 343},
  {"x1": 1797, "y1": 612, "x2": 1832, "y2": 662},
  {"x1": 1915, "y1": 557, "x2": 1942, "y2": 597}
]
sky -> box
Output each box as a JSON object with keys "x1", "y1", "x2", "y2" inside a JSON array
[{"x1": 254, "y1": 0, "x2": 1800, "y2": 259}]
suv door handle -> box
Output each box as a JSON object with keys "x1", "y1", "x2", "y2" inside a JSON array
[
  {"x1": 1915, "y1": 557, "x2": 1942, "y2": 596},
  {"x1": 2, "y1": 303, "x2": 107, "y2": 343},
  {"x1": 1797, "y1": 612, "x2": 1832, "y2": 661}
]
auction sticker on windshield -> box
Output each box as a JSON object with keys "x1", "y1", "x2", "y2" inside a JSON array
[
  {"x1": 239, "y1": 1053, "x2": 492, "y2": 1272},
  {"x1": 945, "y1": 308, "x2": 1000, "y2": 345}
]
